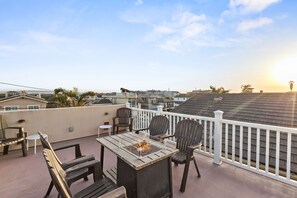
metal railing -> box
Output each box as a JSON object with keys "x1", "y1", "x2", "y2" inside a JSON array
[{"x1": 129, "y1": 103, "x2": 297, "y2": 187}]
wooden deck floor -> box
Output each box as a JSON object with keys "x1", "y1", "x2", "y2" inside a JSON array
[{"x1": 0, "y1": 135, "x2": 296, "y2": 198}]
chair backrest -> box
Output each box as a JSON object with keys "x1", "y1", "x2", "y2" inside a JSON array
[
  {"x1": 116, "y1": 108, "x2": 132, "y2": 124},
  {"x1": 38, "y1": 131, "x2": 62, "y2": 165},
  {"x1": 174, "y1": 119, "x2": 203, "y2": 153},
  {"x1": 0, "y1": 115, "x2": 8, "y2": 139},
  {"x1": 149, "y1": 115, "x2": 169, "y2": 136},
  {"x1": 43, "y1": 149, "x2": 72, "y2": 198}
]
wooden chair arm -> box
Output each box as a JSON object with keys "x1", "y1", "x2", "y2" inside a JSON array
[
  {"x1": 98, "y1": 186, "x2": 127, "y2": 198},
  {"x1": 160, "y1": 134, "x2": 175, "y2": 140},
  {"x1": 186, "y1": 143, "x2": 201, "y2": 158},
  {"x1": 112, "y1": 117, "x2": 118, "y2": 122},
  {"x1": 62, "y1": 155, "x2": 95, "y2": 169},
  {"x1": 6, "y1": 127, "x2": 25, "y2": 137},
  {"x1": 6, "y1": 126, "x2": 23, "y2": 130},
  {"x1": 188, "y1": 143, "x2": 201, "y2": 151},
  {"x1": 134, "y1": 128, "x2": 149, "y2": 134},
  {"x1": 54, "y1": 143, "x2": 83, "y2": 158},
  {"x1": 65, "y1": 160, "x2": 102, "y2": 181}
]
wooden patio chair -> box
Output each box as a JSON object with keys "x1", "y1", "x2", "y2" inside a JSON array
[
  {"x1": 162, "y1": 119, "x2": 203, "y2": 192},
  {"x1": 112, "y1": 107, "x2": 133, "y2": 134},
  {"x1": 135, "y1": 115, "x2": 169, "y2": 140},
  {"x1": 43, "y1": 148, "x2": 126, "y2": 198},
  {"x1": 38, "y1": 132, "x2": 95, "y2": 197},
  {"x1": 0, "y1": 115, "x2": 27, "y2": 157}
]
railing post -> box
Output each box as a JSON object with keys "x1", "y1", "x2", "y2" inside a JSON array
[
  {"x1": 157, "y1": 105, "x2": 163, "y2": 115},
  {"x1": 126, "y1": 102, "x2": 130, "y2": 108},
  {"x1": 137, "y1": 103, "x2": 141, "y2": 109},
  {"x1": 213, "y1": 110, "x2": 224, "y2": 165}
]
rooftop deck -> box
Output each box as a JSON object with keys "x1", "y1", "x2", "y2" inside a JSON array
[{"x1": 1, "y1": 134, "x2": 296, "y2": 198}]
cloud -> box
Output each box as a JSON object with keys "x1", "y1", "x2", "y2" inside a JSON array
[
  {"x1": 223, "y1": 0, "x2": 281, "y2": 15},
  {"x1": 135, "y1": 0, "x2": 143, "y2": 6},
  {"x1": 22, "y1": 31, "x2": 74, "y2": 45},
  {"x1": 159, "y1": 38, "x2": 183, "y2": 52},
  {"x1": 0, "y1": 45, "x2": 16, "y2": 51},
  {"x1": 237, "y1": 17, "x2": 273, "y2": 32},
  {"x1": 153, "y1": 25, "x2": 175, "y2": 34},
  {"x1": 147, "y1": 12, "x2": 209, "y2": 51}
]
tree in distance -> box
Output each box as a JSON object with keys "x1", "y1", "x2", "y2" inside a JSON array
[
  {"x1": 241, "y1": 84, "x2": 253, "y2": 93},
  {"x1": 51, "y1": 87, "x2": 95, "y2": 107},
  {"x1": 209, "y1": 85, "x2": 229, "y2": 93},
  {"x1": 289, "y1": 81, "x2": 294, "y2": 92}
]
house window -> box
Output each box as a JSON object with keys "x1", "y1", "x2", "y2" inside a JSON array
[
  {"x1": 27, "y1": 105, "x2": 40, "y2": 110},
  {"x1": 4, "y1": 106, "x2": 19, "y2": 111}
]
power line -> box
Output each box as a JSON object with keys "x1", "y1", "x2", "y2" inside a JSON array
[{"x1": 0, "y1": 81, "x2": 52, "y2": 91}]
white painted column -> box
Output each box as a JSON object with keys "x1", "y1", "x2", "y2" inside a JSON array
[
  {"x1": 137, "y1": 103, "x2": 141, "y2": 109},
  {"x1": 157, "y1": 105, "x2": 163, "y2": 115},
  {"x1": 213, "y1": 110, "x2": 224, "y2": 165}
]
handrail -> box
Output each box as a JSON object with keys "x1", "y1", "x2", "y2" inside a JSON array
[{"x1": 222, "y1": 119, "x2": 297, "y2": 134}]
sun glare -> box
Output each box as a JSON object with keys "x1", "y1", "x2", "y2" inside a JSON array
[{"x1": 273, "y1": 56, "x2": 297, "y2": 85}]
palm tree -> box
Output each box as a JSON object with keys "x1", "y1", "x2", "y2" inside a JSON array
[
  {"x1": 52, "y1": 87, "x2": 95, "y2": 107},
  {"x1": 241, "y1": 84, "x2": 253, "y2": 93},
  {"x1": 210, "y1": 85, "x2": 229, "y2": 93},
  {"x1": 289, "y1": 81, "x2": 294, "y2": 92}
]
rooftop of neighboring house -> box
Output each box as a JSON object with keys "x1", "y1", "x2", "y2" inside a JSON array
[
  {"x1": 172, "y1": 92, "x2": 297, "y2": 128},
  {"x1": 175, "y1": 93, "x2": 192, "y2": 98},
  {"x1": 0, "y1": 91, "x2": 48, "y2": 104},
  {"x1": 93, "y1": 98, "x2": 113, "y2": 104}
]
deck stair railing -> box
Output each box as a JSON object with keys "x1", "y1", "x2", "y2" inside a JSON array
[{"x1": 129, "y1": 103, "x2": 297, "y2": 187}]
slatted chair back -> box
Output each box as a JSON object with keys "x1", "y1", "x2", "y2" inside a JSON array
[
  {"x1": 38, "y1": 131, "x2": 62, "y2": 165},
  {"x1": 43, "y1": 149, "x2": 72, "y2": 198},
  {"x1": 174, "y1": 119, "x2": 203, "y2": 153},
  {"x1": 0, "y1": 115, "x2": 9, "y2": 139},
  {"x1": 116, "y1": 108, "x2": 132, "y2": 124},
  {"x1": 149, "y1": 115, "x2": 169, "y2": 136}
]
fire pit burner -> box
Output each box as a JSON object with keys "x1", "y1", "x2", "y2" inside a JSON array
[{"x1": 124, "y1": 140, "x2": 161, "y2": 157}]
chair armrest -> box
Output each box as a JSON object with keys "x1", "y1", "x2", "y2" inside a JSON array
[
  {"x1": 6, "y1": 127, "x2": 25, "y2": 137},
  {"x1": 65, "y1": 160, "x2": 102, "y2": 181},
  {"x1": 62, "y1": 155, "x2": 95, "y2": 169},
  {"x1": 186, "y1": 143, "x2": 202, "y2": 158},
  {"x1": 6, "y1": 126, "x2": 23, "y2": 130},
  {"x1": 160, "y1": 134, "x2": 175, "y2": 140},
  {"x1": 98, "y1": 186, "x2": 127, "y2": 198},
  {"x1": 54, "y1": 143, "x2": 82, "y2": 158},
  {"x1": 188, "y1": 143, "x2": 201, "y2": 151},
  {"x1": 112, "y1": 117, "x2": 118, "y2": 123},
  {"x1": 134, "y1": 128, "x2": 149, "y2": 134}
]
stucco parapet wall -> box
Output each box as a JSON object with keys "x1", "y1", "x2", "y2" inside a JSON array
[{"x1": 0, "y1": 104, "x2": 125, "y2": 153}]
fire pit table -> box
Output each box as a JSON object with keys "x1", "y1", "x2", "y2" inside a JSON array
[{"x1": 97, "y1": 132, "x2": 178, "y2": 198}]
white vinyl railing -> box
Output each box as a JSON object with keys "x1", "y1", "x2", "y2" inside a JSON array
[
  {"x1": 131, "y1": 104, "x2": 215, "y2": 157},
  {"x1": 220, "y1": 119, "x2": 297, "y2": 186},
  {"x1": 129, "y1": 103, "x2": 297, "y2": 187}
]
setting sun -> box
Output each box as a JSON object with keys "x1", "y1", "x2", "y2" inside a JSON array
[{"x1": 273, "y1": 56, "x2": 297, "y2": 85}]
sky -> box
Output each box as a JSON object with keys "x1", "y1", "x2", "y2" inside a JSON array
[{"x1": 1, "y1": 0, "x2": 297, "y2": 93}]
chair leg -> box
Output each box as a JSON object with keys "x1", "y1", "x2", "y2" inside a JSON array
[
  {"x1": 193, "y1": 157, "x2": 201, "y2": 178},
  {"x1": 21, "y1": 140, "x2": 28, "y2": 157},
  {"x1": 112, "y1": 126, "x2": 115, "y2": 135},
  {"x1": 180, "y1": 160, "x2": 190, "y2": 192},
  {"x1": 45, "y1": 181, "x2": 54, "y2": 197},
  {"x1": 3, "y1": 145, "x2": 9, "y2": 155}
]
